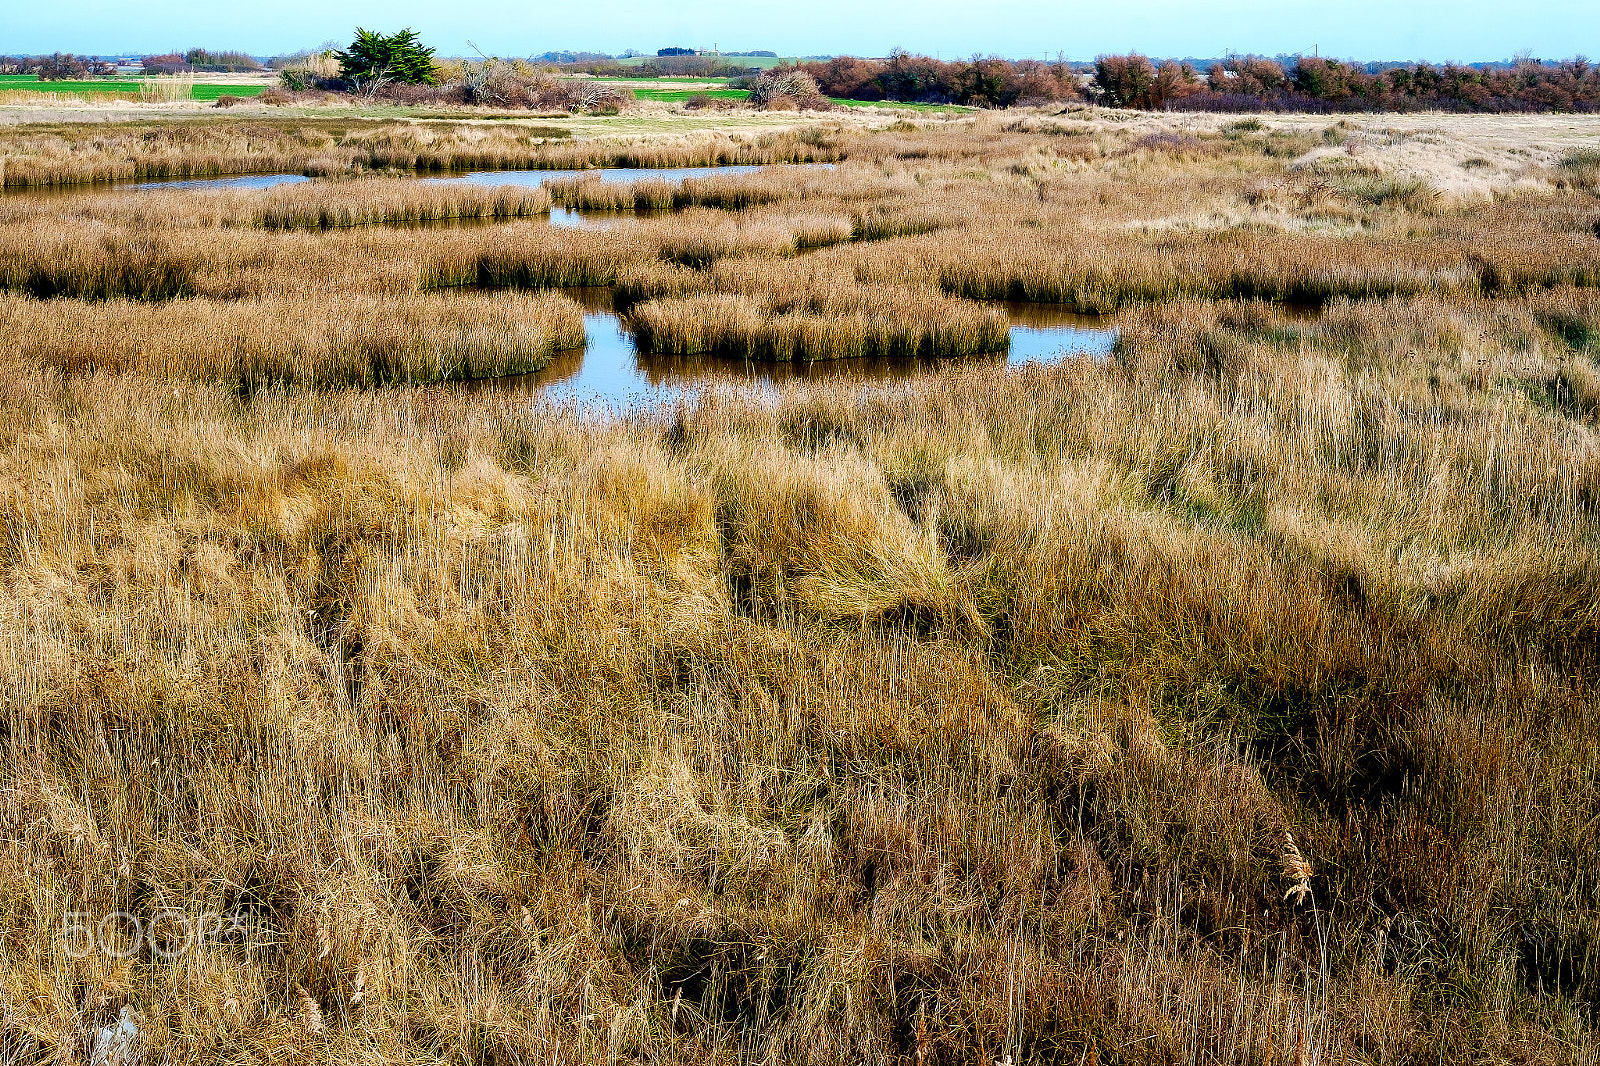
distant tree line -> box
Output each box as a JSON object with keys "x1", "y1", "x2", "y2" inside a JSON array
[
  {"x1": 778, "y1": 50, "x2": 1600, "y2": 113},
  {"x1": 1092, "y1": 53, "x2": 1600, "y2": 112},
  {"x1": 568, "y1": 55, "x2": 766, "y2": 77},
  {"x1": 0, "y1": 50, "x2": 260, "y2": 77},
  {"x1": 0, "y1": 54, "x2": 119, "y2": 78},
  {"x1": 799, "y1": 52, "x2": 1080, "y2": 106}
]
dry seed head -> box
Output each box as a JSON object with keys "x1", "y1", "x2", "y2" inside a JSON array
[
  {"x1": 296, "y1": 985, "x2": 324, "y2": 1035},
  {"x1": 1282, "y1": 830, "x2": 1314, "y2": 904}
]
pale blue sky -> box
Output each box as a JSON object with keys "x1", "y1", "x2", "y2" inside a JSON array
[{"x1": 4, "y1": 0, "x2": 1594, "y2": 63}]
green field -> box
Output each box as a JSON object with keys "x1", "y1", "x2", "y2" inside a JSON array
[
  {"x1": 631, "y1": 88, "x2": 750, "y2": 102},
  {"x1": 0, "y1": 75, "x2": 266, "y2": 101}
]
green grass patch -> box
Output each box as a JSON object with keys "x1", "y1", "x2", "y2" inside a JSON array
[
  {"x1": 191, "y1": 84, "x2": 267, "y2": 101},
  {"x1": 0, "y1": 75, "x2": 266, "y2": 101},
  {"x1": 633, "y1": 89, "x2": 751, "y2": 102}
]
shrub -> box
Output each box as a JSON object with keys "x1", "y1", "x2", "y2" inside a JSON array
[
  {"x1": 34, "y1": 53, "x2": 89, "y2": 80},
  {"x1": 801, "y1": 52, "x2": 1079, "y2": 107},
  {"x1": 277, "y1": 50, "x2": 340, "y2": 92},
  {"x1": 747, "y1": 68, "x2": 829, "y2": 110},
  {"x1": 184, "y1": 49, "x2": 262, "y2": 72},
  {"x1": 140, "y1": 53, "x2": 190, "y2": 75},
  {"x1": 336, "y1": 27, "x2": 437, "y2": 88},
  {"x1": 1093, "y1": 55, "x2": 1203, "y2": 109}
]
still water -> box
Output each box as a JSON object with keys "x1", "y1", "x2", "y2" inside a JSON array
[
  {"x1": 466, "y1": 289, "x2": 1115, "y2": 408},
  {"x1": 115, "y1": 164, "x2": 814, "y2": 195},
  {"x1": 16, "y1": 167, "x2": 1118, "y2": 403}
]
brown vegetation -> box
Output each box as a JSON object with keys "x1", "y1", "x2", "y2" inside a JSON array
[
  {"x1": 0, "y1": 112, "x2": 1598, "y2": 1062},
  {"x1": 628, "y1": 285, "x2": 1008, "y2": 360},
  {"x1": 1087, "y1": 53, "x2": 1600, "y2": 113},
  {"x1": 0, "y1": 122, "x2": 844, "y2": 189},
  {"x1": 251, "y1": 178, "x2": 553, "y2": 229},
  {"x1": 0, "y1": 290, "x2": 584, "y2": 387},
  {"x1": 801, "y1": 52, "x2": 1080, "y2": 106}
]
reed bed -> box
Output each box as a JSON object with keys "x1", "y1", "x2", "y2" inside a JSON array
[
  {"x1": 648, "y1": 208, "x2": 855, "y2": 266},
  {"x1": 862, "y1": 222, "x2": 1600, "y2": 311},
  {"x1": 542, "y1": 166, "x2": 865, "y2": 212},
  {"x1": 0, "y1": 225, "x2": 196, "y2": 299},
  {"x1": 3, "y1": 111, "x2": 1600, "y2": 1065},
  {"x1": 628, "y1": 286, "x2": 1010, "y2": 360},
  {"x1": 0, "y1": 122, "x2": 847, "y2": 188},
  {"x1": 418, "y1": 210, "x2": 855, "y2": 292},
  {"x1": 418, "y1": 225, "x2": 649, "y2": 290},
  {"x1": 0, "y1": 89, "x2": 144, "y2": 106},
  {"x1": 0, "y1": 282, "x2": 1597, "y2": 1062},
  {"x1": 252, "y1": 178, "x2": 552, "y2": 229},
  {"x1": 0, "y1": 290, "x2": 584, "y2": 387},
  {"x1": 544, "y1": 175, "x2": 682, "y2": 212}
]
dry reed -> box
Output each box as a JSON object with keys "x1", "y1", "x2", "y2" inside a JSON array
[
  {"x1": 0, "y1": 290, "x2": 584, "y2": 387},
  {"x1": 0, "y1": 113, "x2": 1597, "y2": 1065},
  {"x1": 628, "y1": 287, "x2": 1009, "y2": 360},
  {"x1": 252, "y1": 178, "x2": 552, "y2": 229}
]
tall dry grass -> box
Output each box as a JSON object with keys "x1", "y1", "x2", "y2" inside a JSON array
[
  {"x1": 0, "y1": 122, "x2": 847, "y2": 189},
  {"x1": 0, "y1": 285, "x2": 1597, "y2": 1062},
  {"x1": 628, "y1": 286, "x2": 1009, "y2": 361},
  {"x1": 0, "y1": 291, "x2": 584, "y2": 387},
  {"x1": 1, "y1": 115, "x2": 1599, "y2": 1061},
  {"x1": 0, "y1": 225, "x2": 197, "y2": 300},
  {"x1": 252, "y1": 179, "x2": 553, "y2": 229}
]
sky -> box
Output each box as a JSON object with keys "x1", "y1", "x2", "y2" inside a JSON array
[{"x1": 3, "y1": 0, "x2": 1595, "y2": 63}]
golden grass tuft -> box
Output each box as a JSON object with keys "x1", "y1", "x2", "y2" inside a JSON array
[
  {"x1": 0, "y1": 290, "x2": 585, "y2": 387},
  {"x1": 628, "y1": 287, "x2": 1010, "y2": 361},
  {"x1": 253, "y1": 178, "x2": 553, "y2": 229}
]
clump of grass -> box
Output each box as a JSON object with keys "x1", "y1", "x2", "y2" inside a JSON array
[
  {"x1": 254, "y1": 179, "x2": 552, "y2": 229},
  {"x1": 1554, "y1": 147, "x2": 1600, "y2": 192},
  {"x1": 0, "y1": 229, "x2": 196, "y2": 299},
  {"x1": 850, "y1": 203, "x2": 947, "y2": 241},
  {"x1": 628, "y1": 286, "x2": 1008, "y2": 360},
  {"x1": 545, "y1": 176, "x2": 680, "y2": 212},
  {"x1": 419, "y1": 225, "x2": 647, "y2": 289},
  {"x1": 1329, "y1": 171, "x2": 1441, "y2": 211},
  {"x1": 0, "y1": 290, "x2": 585, "y2": 387}
]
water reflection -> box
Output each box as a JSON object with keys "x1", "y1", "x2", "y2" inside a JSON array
[
  {"x1": 993, "y1": 302, "x2": 1116, "y2": 365},
  {"x1": 61, "y1": 163, "x2": 826, "y2": 196},
  {"x1": 465, "y1": 289, "x2": 1117, "y2": 408},
  {"x1": 131, "y1": 173, "x2": 313, "y2": 192},
  {"x1": 435, "y1": 164, "x2": 815, "y2": 189}
]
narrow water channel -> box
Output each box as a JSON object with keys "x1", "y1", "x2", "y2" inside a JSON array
[
  {"x1": 10, "y1": 166, "x2": 1120, "y2": 405},
  {"x1": 466, "y1": 288, "x2": 1116, "y2": 407},
  {"x1": 104, "y1": 164, "x2": 821, "y2": 195}
]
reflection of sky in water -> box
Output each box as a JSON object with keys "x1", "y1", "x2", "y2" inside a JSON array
[
  {"x1": 435, "y1": 165, "x2": 815, "y2": 188},
  {"x1": 93, "y1": 169, "x2": 1119, "y2": 406},
  {"x1": 130, "y1": 173, "x2": 313, "y2": 191},
  {"x1": 100, "y1": 164, "x2": 828, "y2": 196},
  {"x1": 466, "y1": 290, "x2": 1118, "y2": 410}
]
